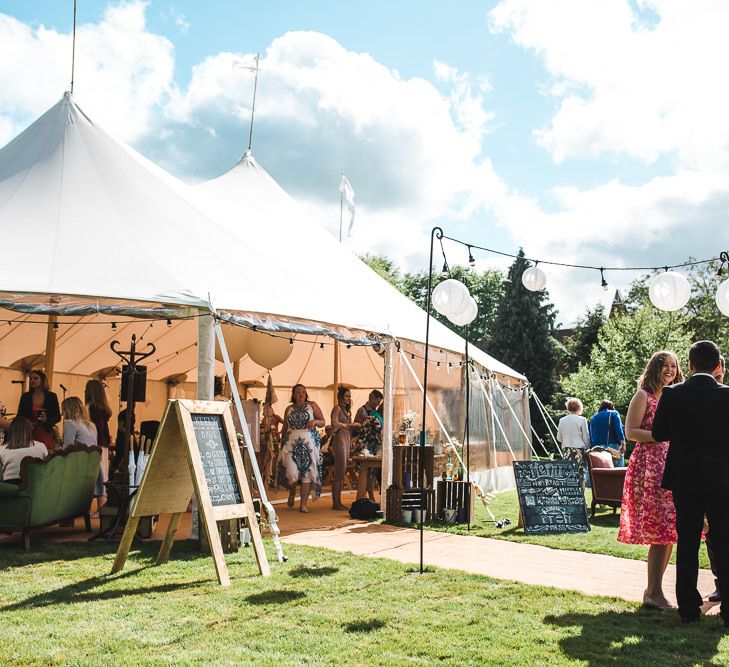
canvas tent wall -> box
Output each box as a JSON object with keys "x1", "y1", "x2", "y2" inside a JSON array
[{"x1": 0, "y1": 93, "x2": 531, "y2": 495}]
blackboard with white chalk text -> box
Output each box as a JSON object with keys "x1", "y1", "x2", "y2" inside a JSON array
[
  {"x1": 191, "y1": 413, "x2": 241, "y2": 506},
  {"x1": 513, "y1": 460, "x2": 590, "y2": 534}
]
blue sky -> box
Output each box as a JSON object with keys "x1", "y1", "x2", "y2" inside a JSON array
[{"x1": 1, "y1": 1, "x2": 727, "y2": 324}]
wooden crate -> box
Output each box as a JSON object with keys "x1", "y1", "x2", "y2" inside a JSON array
[
  {"x1": 392, "y1": 445, "x2": 435, "y2": 491},
  {"x1": 436, "y1": 480, "x2": 474, "y2": 524},
  {"x1": 386, "y1": 486, "x2": 435, "y2": 523}
]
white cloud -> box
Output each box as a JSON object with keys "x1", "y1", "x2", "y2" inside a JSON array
[{"x1": 0, "y1": 1, "x2": 174, "y2": 143}]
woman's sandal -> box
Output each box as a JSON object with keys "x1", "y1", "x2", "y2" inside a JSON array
[
  {"x1": 287, "y1": 489, "x2": 296, "y2": 508},
  {"x1": 643, "y1": 591, "x2": 677, "y2": 611},
  {"x1": 300, "y1": 506, "x2": 309, "y2": 513}
]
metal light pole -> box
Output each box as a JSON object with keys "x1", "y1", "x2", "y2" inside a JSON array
[{"x1": 419, "y1": 226, "x2": 443, "y2": 574}]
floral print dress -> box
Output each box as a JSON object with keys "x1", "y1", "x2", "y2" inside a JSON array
[
  {"x1": 618, "y1": 391, "x2": 677, "y2": 545},
  {"x1": 277, "y1": 403, "x2": 322, "y2": 498}
]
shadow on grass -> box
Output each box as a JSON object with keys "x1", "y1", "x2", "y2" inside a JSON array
[
  {"x1": 545, "y1": 607, "x2": 724, "y2": 665},
  {"x1": 343, "y1": 618, "x2": 386, "y2": 633},
  {"x1": 288, "y1": 565, "x2": 339, "y2": 579},
  {"x1": 3, "y1": 568, "x2": 207, "y2": 612},
  {"x1": 245, "y1": 590, "x2": 306, "y2": 605}
]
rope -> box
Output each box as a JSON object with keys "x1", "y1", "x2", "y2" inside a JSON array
[
  {"x1": 474, "y1": 373, "x2": 519, "y2": 463},
  {"x1": 493, "y1": 380, "x2": 541, "y2": 460},
  {"x1": 530, "y1": 391, "x2": 564, "y2": 457}
]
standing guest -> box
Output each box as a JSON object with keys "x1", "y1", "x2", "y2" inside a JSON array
[
  {"x1": 85, "y1": 380, "x2": 112, "y2": 502},
  {"x1": 557, "y1": 398, "x2": 591, "y2": 490},
  {"x1": 17, "y1": 370, "x2": 60, "y2": 452},
  {"x1": 706, "y1": 355, "x2": 727, "y2": 603},
  {"x1": 618, "y1": 350, "x2": 683, "y2": 611},
  {"x1": 0, "y1": 403, "x2": 10, "y2": 431},
  {"x1": 330, "y1": 387, "x2": 362, "y2": 511},
  {"x1": 653, "y1": 341, "x2": 729, "y2": 625},
  {"x1": 355, "y1": 390, "x2": 384, "y2": 501},
  {"x1": 110, "y1": 408, "x2": 135, "y2": 474},
  {"x1": 277, "y1": 384, "x2": 325, "y2": 513},
  {"x1": 0, "y1": 417, "x2": 48, "y2": 483},
  {"x1": 589, "y1": 400, "x2": 627, "y2": 466}
]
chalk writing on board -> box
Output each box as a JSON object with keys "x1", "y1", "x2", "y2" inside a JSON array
[
  {"x1": 191, "y1": 414, "x2": 241, "y2": 506},
  {"x1": 513, "y1": 460, "x2": 590, "y2": 534}
]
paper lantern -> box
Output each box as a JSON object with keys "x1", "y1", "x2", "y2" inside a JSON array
[
  {"x1": 521, "y1": 265, "x2": 547, "y2": 291},
  {"x1": 448, "y1": 296, "x2": 478, "y2": 326},
  {"x1": 214, "y1": 324, "x2": 249, "y2": 362},
  {"x1": 648, "y1": 271, "x2": 690, "y2": 312},
  {"x1": 247, "y1": 331, "x2": 294, "y2": 369},
  {"x1": 716, "y1": 279, "x2": 729, "y2": 317},
  {"x1": 432, "y1": 279, "x2": 470, "y2": 317}
]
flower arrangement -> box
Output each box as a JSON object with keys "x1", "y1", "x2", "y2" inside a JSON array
[{"x1": 399, "y1": 410, "x2": 418, "y2": 432}]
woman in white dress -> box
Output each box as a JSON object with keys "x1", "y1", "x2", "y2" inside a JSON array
[{"x1": 277, "y1": 384, "x2": 325, "y2": 513}]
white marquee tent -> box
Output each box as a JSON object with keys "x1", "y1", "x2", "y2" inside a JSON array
[{"x1": 0, "y1": 93, "x2": 532, "y2": 497}]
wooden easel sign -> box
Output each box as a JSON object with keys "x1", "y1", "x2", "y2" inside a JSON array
[{"x1": 112, "y1": 400, "x2": 270, "y2": 585}]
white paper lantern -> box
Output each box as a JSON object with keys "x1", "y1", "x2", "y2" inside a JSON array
[
  {"x1": 247, "y1": 331, "x2": 294, "y2": 369},
  {"x1": 648, "y1": 271, "x2": 691, "y2": 311},
  {"x1": 214, "y1": 323, "x2": 249, "y2": 362},
  {"x1": 432, "y1": 279, "x2": 470, "y2": 317},
  {"x1": 521, "y1": 265, "x2": 547, "y2": 291},
  {"x1": 448, "y1": 296, "x2": 478, "y2": 326},
  {"x1": 716, "y1": 279, "x2": 729, "y2": 317}
]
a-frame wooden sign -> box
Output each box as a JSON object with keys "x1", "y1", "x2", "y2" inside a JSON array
[{"x1": 112, "y1": 399, "x2": 270, "y2": 584}]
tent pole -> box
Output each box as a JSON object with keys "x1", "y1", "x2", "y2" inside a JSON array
[
  {"x1": 193, "y1": 312, "x2": 216, "y2": 545},
  {"x1": 232, "y1": 360, "x2": 241, "y2": 398},
  {"x1": 44, "y1": 315, "x2": 58, "y2": 389},
  {"x1": 333, "y1": 339, "x2": 340, "y2": 405},
  {"x1": 381, "y1": 340, "x2": 395, "y2": 514}
]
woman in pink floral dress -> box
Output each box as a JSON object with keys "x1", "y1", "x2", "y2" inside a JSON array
[{"x1": 619, "y1": 350, "x2": 683, "y2": 611}]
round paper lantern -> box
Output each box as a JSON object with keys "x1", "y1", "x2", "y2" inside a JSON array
[
  {"x1": 448, "y1": 295, "x2": 478, "y2": 326},
  {"x1": 521, "y1": 265, "x2": 547, "y2": 291},
  {"x1": 716, "y1": 279, "x2": 729, "y2": 317},
  {"x1": 648, "y1": 271, "x2": 691, "y2": 311},
  {"x1": 247, "y1": 331, "x2": 294, "y2": 369},
  {"x1": 214, "y1": 323, "x2": 249, "y2": 362},
  {"x1": 432, "y1": 279, "x2": 470, "y2": 317}
]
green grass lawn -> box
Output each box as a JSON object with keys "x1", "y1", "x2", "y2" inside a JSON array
[
  {"x1": 1, "y1": 538, "x2": 728, "y2": 666},
  {"x1": 426, "y1": 489, "x2": 712, "y2": 570}
]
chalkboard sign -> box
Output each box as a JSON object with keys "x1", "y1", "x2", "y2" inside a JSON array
[
  {"x1": 513, "y1": 460, "x2": 590, "y2": 534},
  {"x1": 191, "y1": 413, "x2": 241, "y2": 506}
]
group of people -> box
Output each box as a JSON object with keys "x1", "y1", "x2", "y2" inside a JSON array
[
  {"x1": 0, "y1": 371, "x2": 113, "y2": 503},
  {"x1": 557, "y1": 397, "x2": 626, "y2": 481},
  {"x1": 275, "y1": 384, "x2": 383, "y2": 513},
  {"x1": 562, "y1": 343, "x2": 729, "y2": 626}
]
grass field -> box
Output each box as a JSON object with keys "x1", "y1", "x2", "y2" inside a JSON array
[
  {"x1": 427, "y1": 489, "x2": 712, "y2": 570},
  {"x1": 1, "y1": 539, "x2": 728, "y2": 666}
]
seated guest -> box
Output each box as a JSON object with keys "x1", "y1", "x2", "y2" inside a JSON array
[
  {"x1": 589, "y1": 400, "x2": 627, "y2": 466},
  {"x1": 61, "y1": 397, "x2": 98, "y2": 449},
  {"x1": 0, "y1": 417, "x2": 48, "y2": 483},
  {"x1": 17, "y1": 369, "x2": 60, "y2": 452}
]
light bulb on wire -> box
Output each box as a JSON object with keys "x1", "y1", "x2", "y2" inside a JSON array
[{"x1": 600, "y1": 268, "x2": 608, "y2": 292}]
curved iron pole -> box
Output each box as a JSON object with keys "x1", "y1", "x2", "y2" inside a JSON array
[{"x1": 419, "y1": 226, "x2": 443, "y2": 573}]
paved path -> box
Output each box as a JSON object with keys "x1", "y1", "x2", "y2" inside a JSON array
[{"x1": 283, "y1": 522, "x2": 720, "y2": 613}]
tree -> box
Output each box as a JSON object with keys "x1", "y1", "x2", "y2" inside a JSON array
[
  {"x1": 561, "y1": 306, "x2": 692, "y2": 416},
  {"x1": 400, "y1": 265, "x2": 504, "y2": 348},
  {"x1": 489, "y1": 250, "x2": 560, "y2": 407},
  {"x1": 359, "y1": 253, "x2": 401, "y2": 288},
  {"x1": 561, "y1": 304, "x2": 607, "y2": 376}
]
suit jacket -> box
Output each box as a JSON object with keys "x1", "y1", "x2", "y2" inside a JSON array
[{"x1": 653, "y1": 374, "x2": 729, "y2": 494}]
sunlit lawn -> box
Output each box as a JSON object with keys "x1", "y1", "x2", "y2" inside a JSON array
[
  {"x1": 1, "y1": 538, "x2": 728, "y2": 665},
  {"x1": 427, "y1": 489, "x2": 711, "y2": 570}
]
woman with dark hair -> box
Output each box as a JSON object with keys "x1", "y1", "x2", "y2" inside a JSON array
[
  {"x1": 589, "y1": 399, "x2": 626, "y2": 466},
  {"x1": 329, "y1": 386, "x2": 361, "y2": 511},
  {"x1": 0, "y1": 417, "x2": 48, "y2": 482},
  {"x1": 277, "y1": 384, "x2": 325, "y2": 512},
  {"x1": 17, "y1": 369, "x2": 60, "y2": 452},
  {"x1": 85, "y1": 379, "x2": 112, "y2": 492},
  {"x1": 618, "y1": 350, "x2": 683, "y2": 611}
]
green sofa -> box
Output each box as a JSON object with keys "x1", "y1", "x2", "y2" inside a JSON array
[{"x1": 0, "y1": 445, "x2": 101, "y2": 550}]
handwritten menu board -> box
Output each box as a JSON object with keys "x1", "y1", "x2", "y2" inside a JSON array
[
  {"x1": 191, "y1": 413, "x2": 241, "y2": 507},
  {"x1": 513, "y1": 460, "x2": 590, "y2": 534}
]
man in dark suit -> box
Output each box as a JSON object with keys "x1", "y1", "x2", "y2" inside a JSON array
[{"x1": 653, "y1": 340, "x2": 729, "y2": 624}]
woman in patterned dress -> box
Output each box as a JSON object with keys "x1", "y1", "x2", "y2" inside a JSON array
[
  {"x1": 618, "y1": 351, "x2": 684, "y2": 610},
  {"x1": 278, "y1": 384, "x2": 325, "y2": 513}
]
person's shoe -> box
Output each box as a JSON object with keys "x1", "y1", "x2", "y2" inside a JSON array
[
  {"x1": 287, "y1": 489, "x2": 296, "y2": 508},
  {"x1": 299, "y1": 506, "x2": 309, "y2": 513},
  {"x1": 643, "y1": 591, "x2": 677, "y2": 611},
  {"x1": 709, "y1": 589, "x2": 722, "y2": 603},
  {"x1": 332, "y1": 504, "x2": 349, "y2": 511}
]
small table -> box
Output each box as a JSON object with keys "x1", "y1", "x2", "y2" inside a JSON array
[{"x1": 351, "y1": 455, "x2": 383, "y2": 500}]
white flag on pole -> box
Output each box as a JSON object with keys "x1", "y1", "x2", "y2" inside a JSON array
[{"x1": 339, "y1": 174, "x2": 356, "y2": 236}]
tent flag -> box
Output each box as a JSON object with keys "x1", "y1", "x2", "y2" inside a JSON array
[{"x1": 338, "y1": 174, "x2": 356, "y2": 236}]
